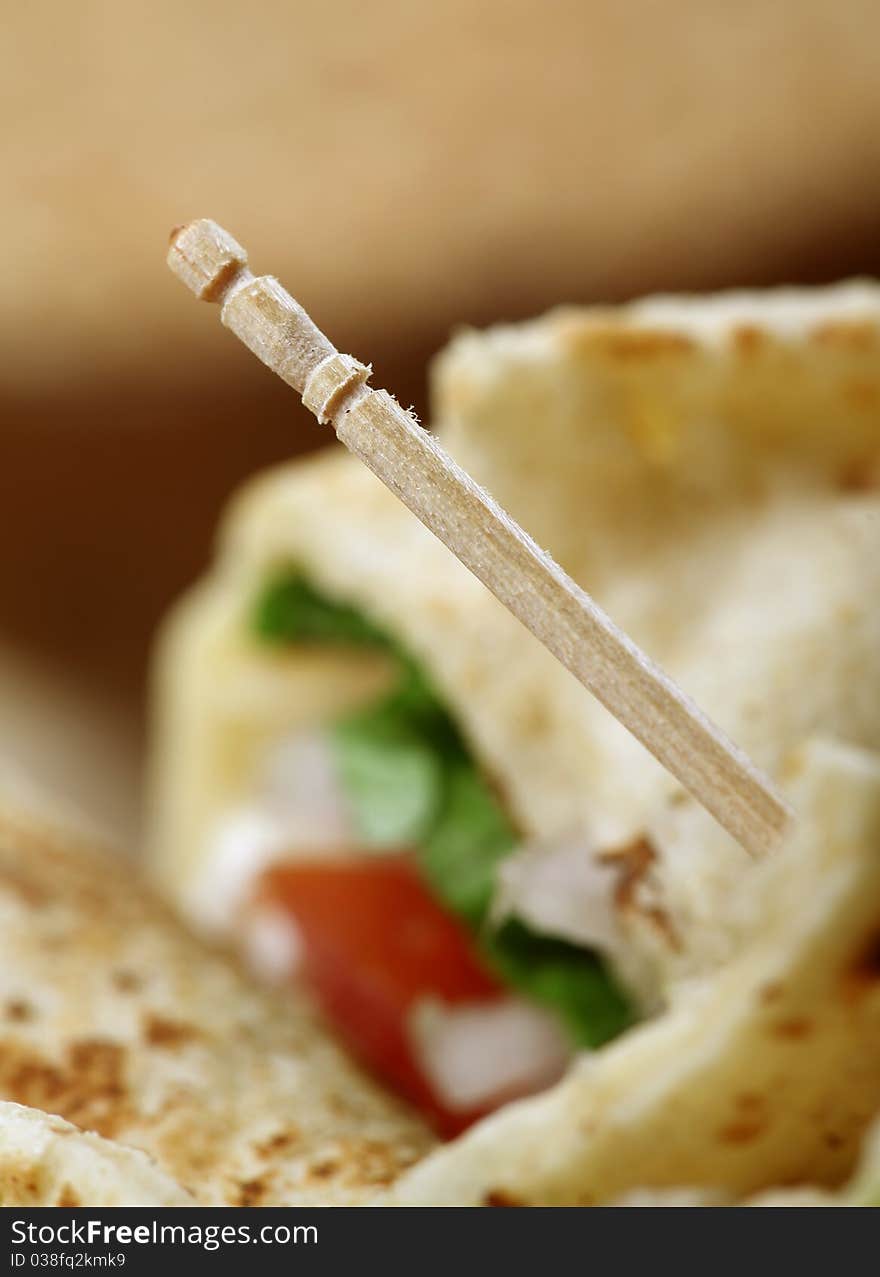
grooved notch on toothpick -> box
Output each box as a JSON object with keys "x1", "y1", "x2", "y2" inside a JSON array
[
  {"x1": 166, "y1": 218, "x2": 795, "y2": 858},
  {"x1": 168, "y1": 220, "x2": 251, "y2": 303}
]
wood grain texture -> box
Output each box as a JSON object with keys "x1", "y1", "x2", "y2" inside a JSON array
[{"x1": 167, "y1": 220, "x2": 793, "y2": 856}]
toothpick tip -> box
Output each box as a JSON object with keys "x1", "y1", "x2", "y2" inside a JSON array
[{"x1": 167, "y1": 219, "x2": 249, "y2": 303}]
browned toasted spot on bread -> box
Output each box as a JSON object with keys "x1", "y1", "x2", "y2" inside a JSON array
[
  {"x1": 772, "y1": 1017, "x2": 813, "y2": 1040},
  {"x1": 811, "y1": 320, "x2": 880, "y2": 350},
  {"x1": 599, "y1": 837, "x2": 681, "y2": 951},
  {"x1": 733, "y1": 324, "x2": 764, "y2": 356},
  {"x1": 142, "y1": 1014, "x2": 201, "y2": 1049},
  {"x1": 256, "y1": 1127, "x2": 301, "y2": 1157},
  {"x1": 112, "y1": 970, "x2": 142, "y2": 994},
  {"x1": 0, "y1": 1168, "x2": 42, "y2": 1203},
  {"x1": 0, "y1": 1040, "x2": 129, "y2": 1140},
  {"x1": 590, "y1": 329, "x2": 696, "y2": 360},
  {"x1": 484, "y1": 1189, "x2": 523, "y2": 1206},
  {"x1": 842, "y1": 927, "x2": 880, "y2": 1002},
  {"x1": 0, "y1": 861, "x2": 48, "y2": 906},
  {"x1": 838, "y1": 453, "x2": 880, "y2": 492},
  {"x1": 734, "y1": 1092, "x2": 765, "y2": 1113},
  {"x1": 4, "y1": 1000, "x2": 33, "y2": 1023},
  {"x1": 329, "y1": 1137, "x2": 421, "y2": 1190},
  {"x1": 717, "y1": 1116, "x2": 767, "y2": 1144},
  {"x1": 236, "y1": 1176, "x2": 269, "y2": 1206}
]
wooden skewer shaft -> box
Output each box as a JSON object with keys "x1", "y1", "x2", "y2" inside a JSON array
[{"x1": 168, "y1": 219, "x2": 794, "y2": 857}]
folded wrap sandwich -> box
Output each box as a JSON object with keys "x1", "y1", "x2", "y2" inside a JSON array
[
  {"x1": 0, "y1": 793, "x2": 433, "y2": 1204},
  {"x1": 387, "y1": 738, "x2": 880, "y2": 1202},
  {"x1": 4, "y1": 739, "x2": 880, "y2": 1205},
  {"x1": 151, "y1": 283, "x2": 880, "y2": 1139}
]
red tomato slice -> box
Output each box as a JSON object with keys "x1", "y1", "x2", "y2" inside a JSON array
[{"x1": 259, "y1": 856, "x2": 503, "y2": 1135}]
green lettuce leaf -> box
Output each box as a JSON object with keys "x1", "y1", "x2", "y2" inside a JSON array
[
  {"x1": 252, "y1": 570, "x2": 634, "y2": 1047},
  {"x1": 482, "y1": 922, "x2": 634, "y2": 1047},
  {"x1": 332, "y1": 711, "x2": 444, "y2": 847},
  {"x1": 420, "y1": 763, "x2": 516, "y2": 926},
  {"x1": 254, "y1": 573, "x2": 392, "y2": 650}
]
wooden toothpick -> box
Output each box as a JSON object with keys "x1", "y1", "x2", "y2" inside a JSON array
[{"x1": 167, "y1": 218, "x2": 793, "y2": 857}]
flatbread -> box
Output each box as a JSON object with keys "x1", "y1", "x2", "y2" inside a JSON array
[
  {"x1": 616, "y1": 1104, "x2": 880, "y2": 1205},
  {"x1": 0, "y1": 1102, "x2": 192, "y2": 1207},
  {"x1": 0, "y1": 799, "x2": 433, "y2": 1205},
  {"x1": 151, "y1": 282, "x2": 880, "y2": 1004},
  {"x1": 386, "y1": 740, "x2": 880, "y2": 1203}
]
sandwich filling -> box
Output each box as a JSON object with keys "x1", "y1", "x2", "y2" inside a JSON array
[{"x1": 199, "y1": 570, "x2": 635, "y2": 1134}]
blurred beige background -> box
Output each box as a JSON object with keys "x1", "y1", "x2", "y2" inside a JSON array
[{"x1": 3, "y1": 0, "x2": 880, "y2": 840}]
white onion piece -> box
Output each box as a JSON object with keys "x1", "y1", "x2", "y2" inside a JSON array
[
  {"x1": 187, "y1": 808, "x2": 289, "y2": 934},
  {"x1": 261, "y1": 732, "x2": 355, "y2": 846},
  {"x1": 188, "y1": 732, "x2": 357, "y2": 934},
  {"x1": 408, "y1": 997, "x2": 571, "y2": 1111},
  {"x1": 492, "y1": 834, "x2": 624, "y2": 958},
  {"x1": 240, "y1": 903, "x2": 304, "y2": 984}
]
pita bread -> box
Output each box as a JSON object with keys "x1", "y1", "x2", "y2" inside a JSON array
[
  {"x1": 386, "y1": 740, "x2": 880, "y2": 1203},
  {"x1": 0, "y1": 798, "x2": 433, "y2": 1205},
  {"x1": 151, "y1": 282, "x2": 880, "y2": 1005},
  {"x1": 0, "y1": 1102, "x2": 192, "y2": 1207},
  {"x1": 616, "y1": 1107, "x2": 880, "y2": 1206}
]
